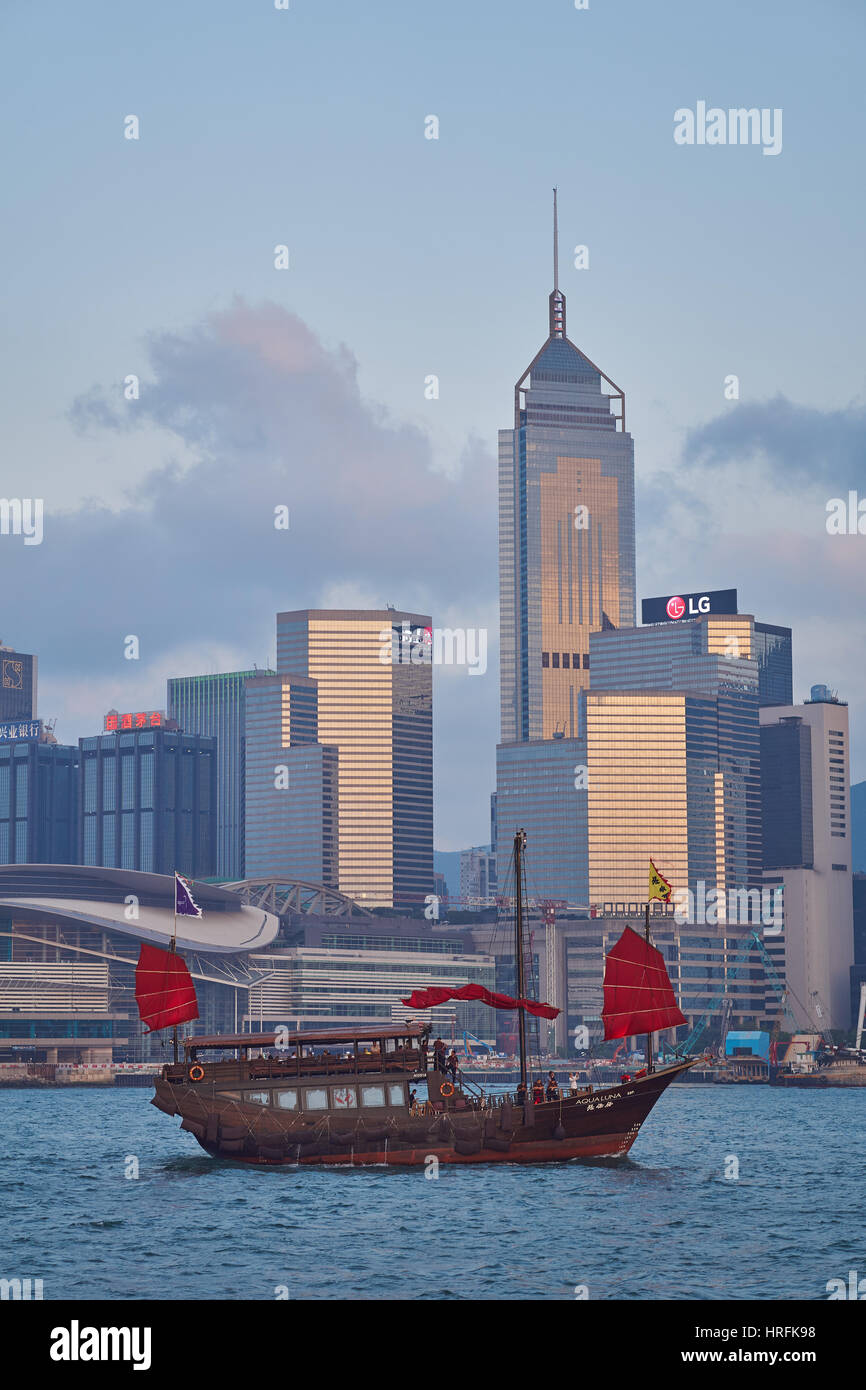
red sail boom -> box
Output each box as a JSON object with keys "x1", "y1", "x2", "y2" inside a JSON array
[
  {"x1": 601, "y1": 926, "x2": 686, "y2": 1041},
  {"x1": 401, "y1": 983, "x2": 559, "y2": 1020},
  {"x1": 135, "y1": 943, "x2": 199, "y2": 1034}
]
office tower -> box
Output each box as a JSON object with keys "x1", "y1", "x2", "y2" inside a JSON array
[
  {"x1": 276, "y1": 610, "x2": 433, "y2": 909},
  {"x1": 243, "y1": 673, "x2": 338, "y2": 886},
  {"x1": 760, "y1": 687, "x2": 854, "y2": 1029},
  {"x1": 760, "y1": 717, "x2": 813, "y2": 870},
  {"x1": 588, "y1": 612, "x2": 764, "y2": 901},
  {"x1": 458, "y1": 845, "x2": 497, "y2": 908},
  {"x1": 499, "y1": 192, "x2": 636, "y2": 745},
  {"x1": 753, "y1": 622, "x2": 793, "y2": 707},
  {"x1": 584, "y1": 689, "x2": 712, "y2": 905},
  {"x1": 0, "y1": 726, "x2": 78, "y2": 864},
  {"x1": 0, "y1": 644, "x2": 36, "y2": 722},
  {"x1": 79, "y1": 725, "x2": 216, "y2": 877},
  {"x1": 638, "y1": 590, "x2": 792, "y2": 709},
  {"x1": 167, "y1": 670, "x2": 272, "y2": 881},
  {"x1": 496, "y1": 736, "x2": 587, "y2": 903}
]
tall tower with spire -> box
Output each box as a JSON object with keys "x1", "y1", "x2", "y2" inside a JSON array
[{"x1": 498, "y1": 190, "x2": 636, "y2": 744}]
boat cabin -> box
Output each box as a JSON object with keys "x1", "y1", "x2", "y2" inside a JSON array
[{"x1": 163, "y1": 1022, "x2": 430, "y2": 1120}]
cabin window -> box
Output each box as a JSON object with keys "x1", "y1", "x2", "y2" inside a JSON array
[
  {"x1": 387, "y1": 1083, "x2": 405, "y2": 1106},
  {"x1": 331, "y1": 1085, "x2": 357, "y2": 1109},
  {"x1": 360, "y1": 1084, "x2": 386, "y2": 1108},
  {"x1": 384, "y1": 1038, "x2": 397, "y2": 1053},
  {"x1": 305, "y1": 1088, "x2": 329, "y2": 1110},
  {"x1": 275, "y1": 1089, "x2": 298, "y2": 1110},
  {"x1": 246, "y1": 1091, "x2": 269, "y2": 1106}
]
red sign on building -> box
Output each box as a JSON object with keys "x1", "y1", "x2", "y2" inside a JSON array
[{"x1": 103, "y1": 710, "x2": 163, "y2": 732}]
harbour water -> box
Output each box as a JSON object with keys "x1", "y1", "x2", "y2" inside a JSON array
[{"x1": 1, "y1": 1083, "x2": 862, "y2": 1301}]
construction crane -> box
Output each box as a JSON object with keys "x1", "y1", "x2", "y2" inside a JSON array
[
  {"x1": 808, "y1": 990, "x2": 835, "y2": 1049},
  {"x1": 461, "y1": 1030, "x2": 492, "y2": 1057},
  {"x1": 676, "y1": 930, "x2": 796, "y2": 1057}
]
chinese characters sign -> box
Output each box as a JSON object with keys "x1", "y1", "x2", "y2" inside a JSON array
[
  {"x1": 0, "y1": 720, "x2": 41, "y2": 742},
  {"x1": 104, "y1": 711, "x2": 164, "y2": 731}
]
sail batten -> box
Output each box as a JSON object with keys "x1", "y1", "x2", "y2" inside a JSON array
[
  {"x1": 601, "y1": 926, "x2": 686, "y2": 1041},
  {"x1": 135, "y1": 943, "x2": 199, "y2": 1034}
]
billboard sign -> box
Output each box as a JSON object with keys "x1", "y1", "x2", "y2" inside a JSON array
[
  {"x1": 0, "y1": 719, "x2": 41, "y2": 742},
  {"x1": 104, "y1": 711, "x2": 164, "y2": 731},
  {"x1": 641, "y1": 589, "x2": 738, "y2": 625}
]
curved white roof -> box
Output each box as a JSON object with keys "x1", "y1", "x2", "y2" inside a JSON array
[{"x1": 0, "y1": 866, "x2": 280, "y2": 955}]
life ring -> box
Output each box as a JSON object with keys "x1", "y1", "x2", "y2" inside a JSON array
[
  {"x1": 439, "y1": 1081, "x2": 455, "y2": 1098},
  {"x1": 189, "y1": 1065, "x2": 205, "y2": 1082}
]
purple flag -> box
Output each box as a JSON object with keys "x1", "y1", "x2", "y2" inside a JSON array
[{"x1": 175, "y1": 872, "x2": 202, "y2": 918}]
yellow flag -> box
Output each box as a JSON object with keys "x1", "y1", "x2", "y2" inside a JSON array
[{"x1": 648, "y1": 860, "x2": 672, "y2": 903}]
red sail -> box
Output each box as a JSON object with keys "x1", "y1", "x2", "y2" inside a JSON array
[
  {"x1": 135, "y1": 943, "x2": 199, "y2": 1033},
  {"x1": 601, "y1": 926, "x2": 686, "y2": 1041},
  {"x1": 401, "y1": 983, "x2": 559, "y2": 1020}
]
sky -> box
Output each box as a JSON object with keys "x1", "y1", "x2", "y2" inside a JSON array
[{"x1": 1, "y1": 0, "x2": 865, "y2": 850}]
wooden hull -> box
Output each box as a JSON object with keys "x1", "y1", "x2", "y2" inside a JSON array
[{"x1": 152, "y1": 1060, "x2": 694, "y2": 1167}]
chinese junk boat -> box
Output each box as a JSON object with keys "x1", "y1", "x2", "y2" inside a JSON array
[{"x1": 149, "y1": 835, "x2": 695, "y2": 1165}]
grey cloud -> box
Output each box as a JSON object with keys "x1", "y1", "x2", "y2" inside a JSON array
[{"x1": 682, "y1": 395, "x2": 866, "y2": 487}]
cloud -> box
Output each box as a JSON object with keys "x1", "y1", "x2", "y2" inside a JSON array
[
  {"x1": 682, "y1": 395, "x2": 866, "y2": 489},
  {"x1": 2, "y1": 298, "x2": 498, "y2": 843},
  {"x1": 637, "y1": 396, "x2": 866, "y2": 779}
]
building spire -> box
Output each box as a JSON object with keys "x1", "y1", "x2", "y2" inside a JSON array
[
  {"x1": 553, "y1": 186, "x2": 559, "y2": 292},
  {"x1": 549, "y1": 187, "x2": 565, "y2": 339}
]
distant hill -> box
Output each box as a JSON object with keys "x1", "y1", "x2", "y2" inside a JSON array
[{"x1": 853, "y1": 782, "x2": 866, "y2": 872}]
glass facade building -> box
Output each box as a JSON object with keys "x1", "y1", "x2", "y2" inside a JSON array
[
  {"x1": 495, "y1": 230, "x2": 635, "y2": 906},
  {"x1": 588, "y1": 614, "x2": 764, "y2": 906},
  {"x1": 760, "y1": 717, "x2": 814, "y2": 869},
  {"x1": 78, "y1": 728, "x2": 217, "y2": 877},
  {"x1": 499, "y1": 280, "x2": 636, "y2": 744},
  {"x1": 167, "y1": 669, "x2": 272, "y2": 881},
  {"x1": 496, "y1": 737, "x2": 588, "y2": 904},
  {"x1": 753, "y1": 622, "x2": 793, "y2": 707},
  {"x1": 243, "y1": 674, "x2": 339, "y2": 886},
  {"x1": 275, "y1": 610, "x2": 433, "y2": 910},
  {"x1": 0, "y1": 646, "x2": 36, "y2": 723},
  {"x1": 0, "y1": 736, "x2": 79, "y2": 864}
]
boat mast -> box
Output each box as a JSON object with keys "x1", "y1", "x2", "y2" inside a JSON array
[
  {"x1": 644, "y1": 902, "x2": 653, "y2": 1075},
  {"x1": 514, "y1": 829, "x2": 528, "y2": 1089},
  {"x1": 171, "y1": 873, "x2": 179, "y2": 1065}
]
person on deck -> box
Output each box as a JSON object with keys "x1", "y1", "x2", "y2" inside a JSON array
[
  {"x1": 546, "y1": 1072, "x2": 560, "y2": 1101},
  {"x1": 447, "y1": 1050, "x2": 459, "y2": 1083},
  {"x1": 433, "y1": 1038, "x2": 447, "y2": 1072},
  {"x1": 532, "y1": 1078, "x2": 544, "y2": 1104},
  {"x1": 569, "y1": 1072, "x2": 579, "y2": 1096},
  {"x1": 516, "y1": 1081, "x2": 528, "y2": 1105}
]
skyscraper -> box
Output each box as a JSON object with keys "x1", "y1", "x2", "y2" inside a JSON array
[
  {"x1": 588, "y1": 613, "x2": 764, "y2": 901},
  {"x1": 0, "y1": 644, "x2": 36, "y2": 723},
  {"x1": 79, "y1": 725, "x2": 216, "y2": 877},
  {"x1": 0, "y1": 726, "x2": 78, "y2": 865},
  {"x1": 275, "y1": 610, "x2": 433, "y2": 909},
  {"x1": 243, "y1": 673, "x2": 339, "y2": 886},
  {"x1": 760, "y1": 688, "x2": 854, "y2": 1029},
  {"x1": 167, "y1": 669, "x2": 272, "y2": 881},
  {"x1": 496, "y1": 192, "x2": 635, "y2": 892},
  {"x1": 499, "y1": 191, "x2": 636, "y2": 744},
  {"x1": 753, "y1": 622, "x2": 793, "y2": 707}
]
